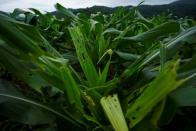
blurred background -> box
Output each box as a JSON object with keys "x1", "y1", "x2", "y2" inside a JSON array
[
  {"x1": 0, "y1": 0, "x2": 178, "y2": 11},
  {"x1": 0, "y1": 0, "x2": 195, "y2": 18}
]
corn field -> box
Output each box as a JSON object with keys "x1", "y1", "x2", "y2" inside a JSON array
[{"x1": 0, "y1": 3, "x2": 196, "y2": 131}]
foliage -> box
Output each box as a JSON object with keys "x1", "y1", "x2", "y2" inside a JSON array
[{"x1": 0, "y1": 3, "x2": 196, "y2": 131}]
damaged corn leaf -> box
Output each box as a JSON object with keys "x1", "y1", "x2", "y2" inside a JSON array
[
  {"x1": 126, "y1": 61, "x2": 185, "y2": 128},
  {"x1": 101, "y1": 94, "x2": 129, "y2": 131},
  {"x1": 69, "y1": 27, "x2": 99, "y2": 86}
]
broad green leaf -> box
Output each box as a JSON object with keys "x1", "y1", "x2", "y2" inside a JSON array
[
  {"x1": 123, "y1": 21, "x2": 180, "y2": 42},
  {"x1": 55, "y1": 3, "x2": 77, "y2": 19},
  {"x1": 0, "y1": 79, "x2": 82, "y2": 128},
  {"x1": 69, "y1": 27, "x2": 99, "y2": 86},
  {"x1": 0, "y1": 14, "x2": 60, "y2": 57},
  {"x1": 60, "y1": 66, "x2": 83, "y2": 110},
  {"x1": 126, "y1": 61, "x2": 184, "y2": 128},
  {"x1": 0, "y1": 14, "x2": 43, "y2": 56}
]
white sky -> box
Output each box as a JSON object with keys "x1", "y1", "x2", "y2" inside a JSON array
[{"x1": 0, "y1": 0, "x2": 178, "y2": 12}]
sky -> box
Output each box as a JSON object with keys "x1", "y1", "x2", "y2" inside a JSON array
[{"x1": 0, "y1": 0, "x2": 178, "y2": 12}]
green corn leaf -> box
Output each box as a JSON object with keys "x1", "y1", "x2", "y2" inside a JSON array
[
  {"x1": 97, "y1": 49, "x2": 113, "y2": 84},
  {"x1": 160, "y1": 43, "x2": 166, "y2": 72},
  {"x1": 0, "y1": 79, "x2": 83, "y2": 128},
  {"x1": 98, "y1": 58, "x2": 111, "y2": 84},
  {"x1": 60, "y1": 66, "x2": 83, "y2": 110},
  {"x1": 116, "y1": 51, "x2": 140, "y2": 61},
  {"x1": 126, "y1": 61, "x2": 185, "y2": 128},
  {"x1": 121, "y1": 26, "x2": 196, "y2": 80},
  {"x1": 102, "y1": 28, "x2": 122, "y2": 35},
  {"x1": 123, "y1": 21, "x2": 180, "y2": 42},
  {"x1": 97, "y1": 35, "x2": 108, "y2": 59},
  {"x1": 55, "y1": 3, "x2": 77, "y2": 19},
  {"x1": 69, "y1": 27, "x2": 99, "y2": 86},
  {"x1": 0, "y1": 14, "x2": 43, "y2": 56},
  {"x1": 0, "y1": 14, "x2": 60, "y2": 57}
]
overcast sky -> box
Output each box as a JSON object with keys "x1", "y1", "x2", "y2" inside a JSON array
[{"x1": 0, "y1": 0, "x2": 178, "y2": 12}]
